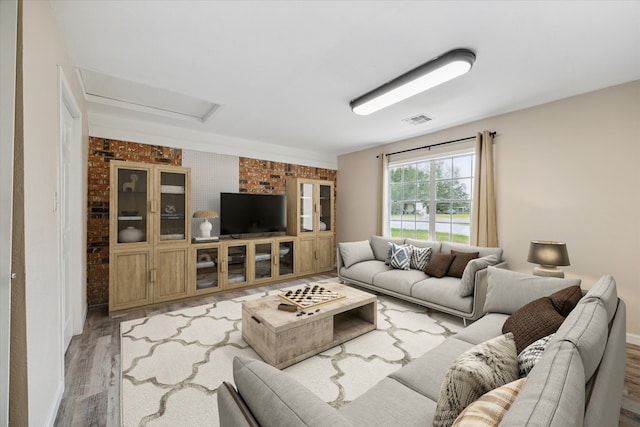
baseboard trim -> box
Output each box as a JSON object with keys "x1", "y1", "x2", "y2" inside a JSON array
[{"x1": 627, "y1": 333, "x2": 640, "y2": 346}]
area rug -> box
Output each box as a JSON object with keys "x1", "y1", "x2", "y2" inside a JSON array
[{"x1": 120, "y1": 279, "x2": 464, "y2": 426}]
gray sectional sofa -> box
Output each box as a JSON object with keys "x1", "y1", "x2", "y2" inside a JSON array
[
  {"x1": 218, "y1": 268, "x2": 626, "y2": 427},
  {"x1": 337, "y1": 236, "x2": 506, "y2": 323}
]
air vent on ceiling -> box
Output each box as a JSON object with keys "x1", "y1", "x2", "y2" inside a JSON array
[
  {"x1": 402, "y1": 114, "x2": 432, "y2": 126},
  {"x1": 77, "y1": 68, "x2": 221, "y2": 123}
]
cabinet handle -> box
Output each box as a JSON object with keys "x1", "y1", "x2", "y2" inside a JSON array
[
  {"x1": 149, "y1": 268, "x2": 157, "y2": 283},
  {"x1": 150, "y1": 199, "x2": 157, "y2": 213}
]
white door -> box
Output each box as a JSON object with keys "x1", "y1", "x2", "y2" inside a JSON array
[
  {"x1": 0, "y1": 0, "x2": 18, "y2": 424},
  {"x1": 60, "y1": 103, "x2": 74, "y2": 350}
]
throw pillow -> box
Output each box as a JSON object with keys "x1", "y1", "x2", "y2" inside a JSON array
[
  {"x1": 458, "y1": 254, "x2": 500, "y2": 298},
  {"x1": 517, "y1": 333, "x2": 555, "y2": 378},
  {"x1": 410, "y1": 245, "x2": 432, "y2": 270},
  {"x1": 389, "y1": 243, "x2": 412, "y2": 270},
  {"x1": 502, "y1": 296, "x2": 566, "y2": 354},
  {"x1": 384, "y1": 241, "x2": 409, "y2": 265},
  {"x1": 425, "y1": 253, "x2": 456, "y2": 278},
  {"x1": 338, "y1": 240, "x2": 375, "y2": 268},
  {"x1": 549, "y1": 285, "x2": 582, "y2": 316},
  {"x1": 446, "y1": 250, "x2": 480, "y2": 278},
  {"x1": 451, "y1": 378, "x2": 527, "y2": 427},
  {"x1": 433, "y1": 333, "x2": 519, "y2": 427}
]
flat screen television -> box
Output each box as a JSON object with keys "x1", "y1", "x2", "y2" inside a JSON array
[{"x1": 220, "y1": 192, "x2": 287, "y2": 236}]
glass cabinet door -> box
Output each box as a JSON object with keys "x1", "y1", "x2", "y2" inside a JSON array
[
  {"x1": 159, "y1": 171, "x2": 187, "y2": 242},
  {"x1": 277, "y1": 240, "x2": 295, "y2": 278},
  {"x1": 299, "y1": 182, "x2": 314, "y2": 233},
  {"x1": 195, "y1": 246, "x2": 219, "y2": 291},
  {"x1": 253, "y1": 242, "x2": 274, "y2": 282},
  {"x1": 226, "y1": 244, "x2": 247, "y2": 286},
  {"x1": 116, "y1": 167, "x2": 149, "y2": 244},
  {"x1": 318, "y1": 183, "x2": 332, "y2": 232}
]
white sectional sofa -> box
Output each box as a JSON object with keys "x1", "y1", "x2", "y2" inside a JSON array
[{"x1": 337, "y1": 236, "x2": 506, "y2": 323}]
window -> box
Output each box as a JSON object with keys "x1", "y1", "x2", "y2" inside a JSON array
[{"x1": 388, "y1": 152, "x2": 474, "y2": 243}]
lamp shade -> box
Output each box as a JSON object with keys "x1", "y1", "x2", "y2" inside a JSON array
[
  {"x1": 527, "y1": 241, "x2": 570, "y2": 267},
  {"x1": 193, "y1": 210, "x2": 218, "y2": 219}
]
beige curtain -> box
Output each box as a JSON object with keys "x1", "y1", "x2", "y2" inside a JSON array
[
  {"x1": 377, "y1": 153, "x2": 388, "y2": 236},
  {"x1": 471, "y1": 131, "x2": 498, "y2": 247}
]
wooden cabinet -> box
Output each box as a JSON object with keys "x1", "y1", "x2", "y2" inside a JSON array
[
  {"x1": 286, "y1": 178, "x2": 335, "y2": 273},
  {"x1": 109, "y1": 161, "x2": 191, "y2": 313},
  {"x1": 192, "y1": 244, "x2": 221, "y2": 295},
  {"x1": 222, "y1": 242, "x2": 249, "y2": 288}
]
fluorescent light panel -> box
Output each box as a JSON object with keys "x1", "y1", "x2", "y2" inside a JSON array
[{"x1": 351, "y1": 49, "x2": 476, "y2": 116}]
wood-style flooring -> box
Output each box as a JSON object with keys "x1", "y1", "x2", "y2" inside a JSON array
[{"x1": 54, "y1": 273, "x2": 640, "y2": 426}]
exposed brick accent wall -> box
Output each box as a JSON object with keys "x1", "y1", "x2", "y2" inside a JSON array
[
  {"x1": 86, "y1": 137, "x2": 182, "y2": 306},
  {"x1": 238, "y1": 158, "x2": 337, "y2": 194}
]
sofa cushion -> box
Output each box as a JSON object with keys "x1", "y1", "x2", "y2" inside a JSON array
[
  {"x1": 452, "y1": 313, "x2": 509, "y2": 346},
  {"x1": 500, "y1": 341, "x2": 585, "y2": 427},
  {"x1": 410, "y1": 245, "x2": 432, "y2": 270},
  {"x1": 517, "y1": 334, "x2": 554, "y2": 378},
  {"x1": 446, "y1": 250, "x2": 479, "y2": 278},
  {"x1": 405, "y1": 238, "x2": 442, "y2": 254},
  {"x1": 502, "y1": 286, "x2": 581, "y2": 353},
  {"x1": 370, "y1": 235, "x2": 405, "y2": 262},
  {"x1": 433, "y1": 333, "x2": 519, "y2": 427},
  {"x1": 452, "y1": 378, "x2": 527, "y2": 427},
  {"x1": 233, "y1": 356, "x2": 352, "y2": 427},
  {"x1": 425, "y1": 253, "x2": 456, "y2": 278},
  {"x1": 338, "y1": 240, "x2": 375, "y2": 268},
  {"x1": 441, "y1": 242, "x2": 503, "y2": 259},
  {"x1": 549, "y1": 299, "x2": 608, "y2": 381},
  {"x1": 372, "y1": 268, "x2": 427, "y2": 296},
  {"x1": 582, "y1": 274, "x2": 618, "y2": 322},
  {"x1": 458, "y1": 254, "x2": 500, "y2": 298},
  {"x1": 339, "y1": 377, "x2": 437, "y2": 427},
  {"x1": 340, "y1": 260, "x2": 391, "y2": 284},
  {"x1": 483, "y1": 267, "x2": 581, "y2": 315},
  {"x1": 389, "y1": 337, "x2": 475, "y2": 401},
  {"x1": 389, "y1": 243, "x2": 412, "y2": 270},
  {"x1": 411, "y1": 277, "x2": 473, "y2": 314}
]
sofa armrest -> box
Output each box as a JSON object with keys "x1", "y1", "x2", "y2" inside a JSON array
[
  {"x1": 218, "y1": 381, "x2": 259, "y2": 427},
  {"x1": 468, "y1": 261, "x2": 508, "y2": 321},
  {"x1": 233, "y1": 356, "x2": 353, "y2": 427}
]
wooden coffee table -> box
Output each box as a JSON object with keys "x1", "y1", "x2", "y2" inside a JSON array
[{"x1": 242, "y1": 281, "x2": 377, "y2": 369}]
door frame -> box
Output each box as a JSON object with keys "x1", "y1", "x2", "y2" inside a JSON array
[
  {"x1": 0, "y1": 0, "x2": 18, "y2": 424},
  {"x1": 58, "y1": 67, "x2": 85, "y2": 347}
]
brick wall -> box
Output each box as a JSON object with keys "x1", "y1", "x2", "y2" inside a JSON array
[
  {"x1": 86, "y1": 141, "x2": 337, "y2": 306},
  {"x1": 238, "y1": 158, "x2": 337, "y2": 194},
  {"x1": 86, "y1": 137, "x2": 182, "y2": 306}
]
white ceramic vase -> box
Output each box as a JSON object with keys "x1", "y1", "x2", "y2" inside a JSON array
[{"x1": 119, "y1": 226, "x2": 144, "y2": 243}]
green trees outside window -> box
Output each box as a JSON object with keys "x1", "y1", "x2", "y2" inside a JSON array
[{"x1": 389, "y1": 153, "x2": 474, "y2": 243}]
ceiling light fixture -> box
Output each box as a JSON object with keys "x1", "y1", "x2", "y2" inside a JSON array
[{"x1": 350, "y1": 48, "x2": 476, "y2": 116}]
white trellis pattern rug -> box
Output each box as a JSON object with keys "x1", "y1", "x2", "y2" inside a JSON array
[{"x1": 120, "y1": 279, "x2": 464, "y2": 426}]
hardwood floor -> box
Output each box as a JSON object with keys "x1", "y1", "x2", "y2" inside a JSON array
[{"x1": 54, "y1": 274, "x2": 640, "y2": 426}]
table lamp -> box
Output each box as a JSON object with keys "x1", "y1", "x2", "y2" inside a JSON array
[
  {"x1": 193, "y1": 211, "x2": 218, "y2": 238},
  {"x1": 527, "y1": 240, "x2": 570, "y2": 278}
]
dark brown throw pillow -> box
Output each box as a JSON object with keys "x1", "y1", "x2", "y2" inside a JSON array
[
  {"x1": 425, "y1": 253, "x2": 456, "y2": 278},
  {"x1": 549, "y1": 285, "x2": 582, "y2": 317},
  {"x1": 446, "y1": 250, "x2": 480, "y2": 278},
  {"x1": 502, "y1": 297, "x2": 565, "y2": 353}
]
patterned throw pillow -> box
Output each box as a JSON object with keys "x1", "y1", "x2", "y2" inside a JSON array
[
  {"x1": 433, "y1": 333, "x2": 519, "y2": 427},
  {"x1": 410, "y1": 245, "x2": 432, "y2": 270},
  {"x1": 517, "y1": 333, "x2": 554, "y2": 378},
  {"x1": 452, "y1": 378, "x2": 527, "y2": 427},
  {"x1": 389, "y1": 243, "x2": 412, "y2": 270}
]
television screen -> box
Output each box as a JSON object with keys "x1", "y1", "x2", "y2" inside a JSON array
[{"x1": 220, "y1": 192, "x2": 287, "y2": 236}]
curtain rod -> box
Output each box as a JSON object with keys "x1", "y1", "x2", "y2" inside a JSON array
[{"x1": 377, "y1": 131, "x2": 496, "y2": 158}]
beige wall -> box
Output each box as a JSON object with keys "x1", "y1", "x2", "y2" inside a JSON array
[
  {"x1": 20, "y1": 0, "x2": 88, "y2": 424},
  {"x1": 337, "y1": 80, "x2": 640, "y2": 336}
]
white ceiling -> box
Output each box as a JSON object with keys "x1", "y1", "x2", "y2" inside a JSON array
[{"x1": 50, "y1": 1, "x2": 640, "y2": 166}]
